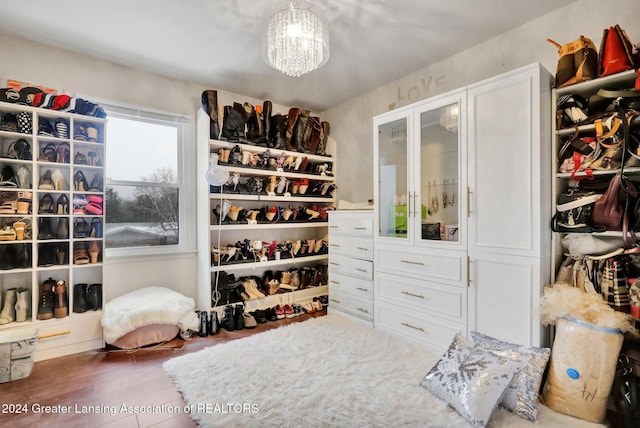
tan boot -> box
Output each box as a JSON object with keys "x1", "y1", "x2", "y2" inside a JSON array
[{"x1": 0, "y1": 288, "x2": 17, "y2": 324}]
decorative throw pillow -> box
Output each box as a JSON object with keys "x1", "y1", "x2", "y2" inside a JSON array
[
  {"x1": 420, "y1": 334, "x2": 525, "y2": 428},
  {"x1": 470, "y1": 331, "x2": 551, "y2": 421}
]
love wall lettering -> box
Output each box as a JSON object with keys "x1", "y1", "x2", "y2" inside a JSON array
[{"x1": 388, "y1": 75, "x2": 445, "y2": 110}]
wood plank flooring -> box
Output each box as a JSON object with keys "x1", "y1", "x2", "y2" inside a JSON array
[{"x1": 0, "y1": 311, "x2": 326, "y2": 428}]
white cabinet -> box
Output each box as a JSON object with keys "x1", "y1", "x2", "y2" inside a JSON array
[
  {"x1": 466, "y1": 64, "x2": 552, "y2": 347},
  {"x1": 373, "y1": 63, "x2": 551, "y2": 353},
  {"x1": 327, "y1": 210, "x2": 374, "y2": 326},
  {"x1": 0, "y1": 101, "x2": 106, "y2": 360}
]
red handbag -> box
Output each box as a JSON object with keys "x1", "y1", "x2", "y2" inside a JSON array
[{"x1": 598, "y1": 25, "x2": 636, "y2": 77}]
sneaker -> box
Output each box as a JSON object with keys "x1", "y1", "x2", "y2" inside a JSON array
[
  {"x1": 274, "y1": 305, "x2": 285, "y2": 320},
  {"x1": 292, "y1": 304, "x2": 304, "y2": 317},
  {"x1": 303, "y1": 302, "x2": 315, "y2": 314},
  {"x1": 312, "y1": 298, "x2": 323, "y2": 311},
  {"x1": 252, "y1": 309, "x2": 267, "y2": 323},
  {"x1": 265, "y1": 307, "x2": 278, "y2": 322},
  {"x1": 283, "y1": 304, "x2": 295, "y2": 319}
]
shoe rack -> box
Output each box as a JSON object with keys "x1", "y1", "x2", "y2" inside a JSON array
[
  {"x1": 0, "y1": 101, "x2": 105, "y2": 361},
  {"x1": 196, "y1": 108, "x2": 334, "y2": 311}
]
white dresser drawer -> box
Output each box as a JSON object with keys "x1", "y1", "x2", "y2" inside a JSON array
[
  {"x1": 328, "y1": 235, "x2": 373, "y2": 260},
  {"x1": 374, "y1": 303, "x2": 465, "y2": 354},
  {"x1": 328, "y1": 254, "x2": 373, "y2": 280},
  {"x1": 375, "y1": 247, "x2": 464, "y2": 285},
  {"x1": 376, "y1": 272, "x2": 466, "y2": 322},
  {"x1": 329, "y1": 289, "x2": 373, "y2": 321},
  {"x1": 31, "y1": 312, "x2": 103, "y2": 361},
  {"x1": 329, "y1": 272, "x2": 373, "y2": 299},
  {"x1": 328, "y1": 212, "x2": 373, "y2": 237}
]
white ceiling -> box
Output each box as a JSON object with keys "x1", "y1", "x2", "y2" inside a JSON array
[{"x1": 0, "y1": 0, "x2": 576, "y2": 111}]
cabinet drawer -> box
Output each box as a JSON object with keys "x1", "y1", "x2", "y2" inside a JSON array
[
  {"x1": 328, "y1": 213, "x2": 373, "y2": 237},
  {"x1": 329, "y1": 272, "x2": 373, "y2": 299},
  {"x1": 328, "y1": 235, "x2": 373, "y2": 260},
  {"x1": 375, "y1": 247, "x2": 463, "y2": 284},
  {"x1": 374, "y1": 303, "x2": 465, "y2": 354},
  {"x1": 328, "y1": 254, "x2": 373, "y2": 280},
  {"x1": 376, "y1": 272, "x2": 466, "y2": 322},
  {"x1": 329, "y1": 289, "x2": 373, "y2": 321}
]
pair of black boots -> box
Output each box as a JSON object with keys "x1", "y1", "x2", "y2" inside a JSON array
[
  {"x1": 0, "y1": 243, "x2": 30, "y2": 270},
  {"x1": 221, "y1": 304, "x2": 245, "y2": 331},
  {"x1": 198, "y1": 310, "x2": 220, "y2": 337},
  {"x1": 73, "y1": 283, "x2": 102, "y2": 313}
]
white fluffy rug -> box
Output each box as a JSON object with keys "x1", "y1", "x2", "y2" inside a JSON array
[{"x1": 163, "y1": 315, "x2": 604, "y2": 428}]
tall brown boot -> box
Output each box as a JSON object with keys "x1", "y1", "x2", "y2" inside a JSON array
[
  {"x1": 285, "y1": 108, "x2": 300, "y2": 151},
  {"x1": 316, "y1": 121, "x2": 330, "y2": 156},
  {"x1": 263, "y1": 101, "x2": 272, "y2": 146},
  {"x1": 305, "y1": 116, "x2": 322, "y2": 154}
]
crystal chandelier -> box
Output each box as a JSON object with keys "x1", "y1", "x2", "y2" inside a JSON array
[
  {"x1": 263, "y1": 0, "x2": 329, "y2": 77},
  {"x1": 439, "y1": 103, "x2": 459, "y2": 133}
]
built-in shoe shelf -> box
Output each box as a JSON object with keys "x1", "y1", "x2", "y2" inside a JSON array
[{"x1": 0, "y1": 100, "x2": 105, "y2": 361}]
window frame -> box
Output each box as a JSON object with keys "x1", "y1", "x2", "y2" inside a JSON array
[{"x1": 99, "y1": 101, "x2": 195, "y2": 258}]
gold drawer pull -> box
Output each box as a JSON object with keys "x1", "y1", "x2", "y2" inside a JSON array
[
  {"x1": 355, "y1": 268, "x2": 368, "y2": 273},
  {"x1": 38, "y1": 331, "x2": 71, "y2": 340},
  {"x1": 330, "y1": 280, "x2": 340, "y2": 285},
  {"x1": 401, "y1": 260, "x2": 425, "y2": 266},
  {"x1": 329, "y1": 225, "x2": 339, "y2": 229},
  {"x1": 356, "y1": 287, "x2": 369, "y2": 292},
  {"x1": 401, "y1": 322, "x2": 425, "y2": 332},
  {"x1": 330, "y1": 298, "x2": 341, "y2": 304},
  {"x1": 330, "y1": 243, "x2": 340, "y2": 247},
  {"x1": 330, "y1": 262, "x2": 340, "y2": 266},
  {"x1": 354, "y1": 227, "x2": 367, "y2": 230},
  {"x1": 355, "y1": 246, "x2": 369, "y2": 251},
  {"x1": 401, "y1": 291, "x2": 425, "y2": 299},
  {"x1": 356, "y1": 308, "x2": 369, "y2": 313}
]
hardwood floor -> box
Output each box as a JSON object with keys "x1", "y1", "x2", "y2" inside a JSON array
[{"x1": 0, "y1": 311, "x2": 326, "y2": 428}]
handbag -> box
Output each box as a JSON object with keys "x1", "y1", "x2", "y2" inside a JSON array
[
  {"x1": 548, "y1": 36, "x2": 598, "y2": 88},
  {"x1": 598, "y1": 25, "x2": 636, "y2": 78},
  {"x1": 593, "y1": 173, "x2": 637, "y2": 232}
]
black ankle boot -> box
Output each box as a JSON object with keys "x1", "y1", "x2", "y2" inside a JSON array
[
  {"x1": 15, "y1": 243, "x2": 30, "y2": 268},
  {"x1": 234, "y1": 304, "x2": 244, "y2": 330},
  {"x1": 221, "y1": 305, "x2": 235, "y2": 331},
  {"x1": 221, "y1": 103, "x2": 249, "y2": 143},
  {"x1": 208, "y1": 310, "x2": 219, "y2": 335},
  {"x1": 0, "y1": 244, "x2": 17, "y2": 270},
  {"x1": 73, "y1": 283, "x2": 88, "y2": 313},
  {"x1": 198, "y1": 310, "x2": 208, "y2": 337},
  {"x1": 86, "y1": 283, "x2": 102, "y2": 310}
]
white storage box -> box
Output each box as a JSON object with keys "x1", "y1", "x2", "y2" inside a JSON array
[{"x1": 0, "y1": 328, "x2": 38, "y2": 383}]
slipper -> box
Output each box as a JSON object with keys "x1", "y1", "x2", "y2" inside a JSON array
[
  {"x1": 19, "y1": 86, "x2": 43, "y2": 105},
  {"x1": 73, "y1": 248, "x2": 90, "y2": 265},
  {"x1": 0, "y1": 226, "x2": 16, "y2": 241},
  {"x1": 1, "y1": 88, "x2": 21, "y2": 103},
  {"x1": 0, "y1": 200, "x2": 17, "y2": 214},
  {"x1": 38, "y1": 118, "x2": 55, "y2": 136},
  {"x1": 52, "y1": 94, "x2": 71, "y2": 110},
  {"x1": 85, "y1": 202, "x2": 103, "y2": 215},
  {"x1": 54, "y1": 118, "x2": 69, "y2": 139},
  {"x1": 87, "y1": 195, "x2": 103, "y2": 204},
  {"x1": 0, "y1": 113, "x2": 18, "y2": 132}
]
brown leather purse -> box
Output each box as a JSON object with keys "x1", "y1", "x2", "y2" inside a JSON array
[
  {"x1": 548, "y1": 36, "x2": 598, "y2": 88},
  {"x1": 593, "y1": 172, "x2": 637, "y2": 232}
]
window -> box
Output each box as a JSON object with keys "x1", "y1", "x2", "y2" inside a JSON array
[{"x1": 102, "y1": 104, "x2": 192, "y2": 254}]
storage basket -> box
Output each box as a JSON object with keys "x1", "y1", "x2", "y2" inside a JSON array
[{"x1": 0, "y1": 328, "x2": 38, "y2": 383}]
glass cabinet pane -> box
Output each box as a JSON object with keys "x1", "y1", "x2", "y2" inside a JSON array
[
  {"x1": 377, "y1": 118, "x2": 408, "y2": 239},
  {"x1": 419, "y1": 103, "x2": 459, "y2": 242}
]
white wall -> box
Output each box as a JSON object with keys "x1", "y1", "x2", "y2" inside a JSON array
[
  {"x1": 1, "y1": 0, "x2": 637, "y2": 300},
  {"x1": 322, "y1": 0, "x2": 640, "y2": 202}
]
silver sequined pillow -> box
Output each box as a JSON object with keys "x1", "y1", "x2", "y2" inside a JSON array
[
  {"x1": 420, "y1": 334, "x2": 525, "y2": 428},
  {"x1": 471, "y1": 331, "x2": 551, "y2": 421}
]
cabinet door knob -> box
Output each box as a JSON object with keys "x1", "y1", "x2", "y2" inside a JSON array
[
  {"x1": 356, "y1": 287, "x2": 369, "y2": 292},
  {"x1": 330, "y1": 298, "x2": 341, "y2": 304}
]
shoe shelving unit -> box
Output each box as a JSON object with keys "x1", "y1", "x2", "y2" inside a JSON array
[
  {"x1": 0, "y1": 100, "x2": 105, "y2": 361},
  {"x1": 196, "y1": 108, "x2": 334, "y2": 313},
  {"x1": 550, "y1": 69, "x2": 640, "y2": 323}
]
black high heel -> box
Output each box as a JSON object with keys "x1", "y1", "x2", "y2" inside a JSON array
[
  {"x1": 73, "y1": 170, "x2": 89, "y2": 192},
  {"x1": 39, "y1": 193, "x2": 54, "y2": 214},
  {"x1": 56, "y1": 194, "x2": 69, "y2": 215},
  {"x1": 89, "y1": 173, "x2": 103, "y2": 192}
]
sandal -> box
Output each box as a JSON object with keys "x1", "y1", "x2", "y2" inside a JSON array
[
  {"x1": 38, "y1": 143, "x2": 58, "y2": 162},
  {"x1": 0, "y1": 198, "x2": 17, "y2": 214},
  {"x1": 0, "y1": 226, "x2": 17, "y2": 241},
  {"x1": 74, "y1": 151, "x2": 88, "y2": 165},
  {"x1": 56, "y1": 142, "x2": 70, "y2": 163},
  {"x1": 73, "y1": 246, "x2": 90, "y2": 265}
]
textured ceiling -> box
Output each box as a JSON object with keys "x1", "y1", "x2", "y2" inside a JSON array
[{"x1": 0, "y1": 0, "x2": 576, "y2": 111}]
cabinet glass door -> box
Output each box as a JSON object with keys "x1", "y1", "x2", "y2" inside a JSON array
[
  {"x1": 417, "y1": 102, "x2": 461, "y2": 243},
  {"x1": 376, "y1": 116, "x2": 409, "y2": 239}
]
